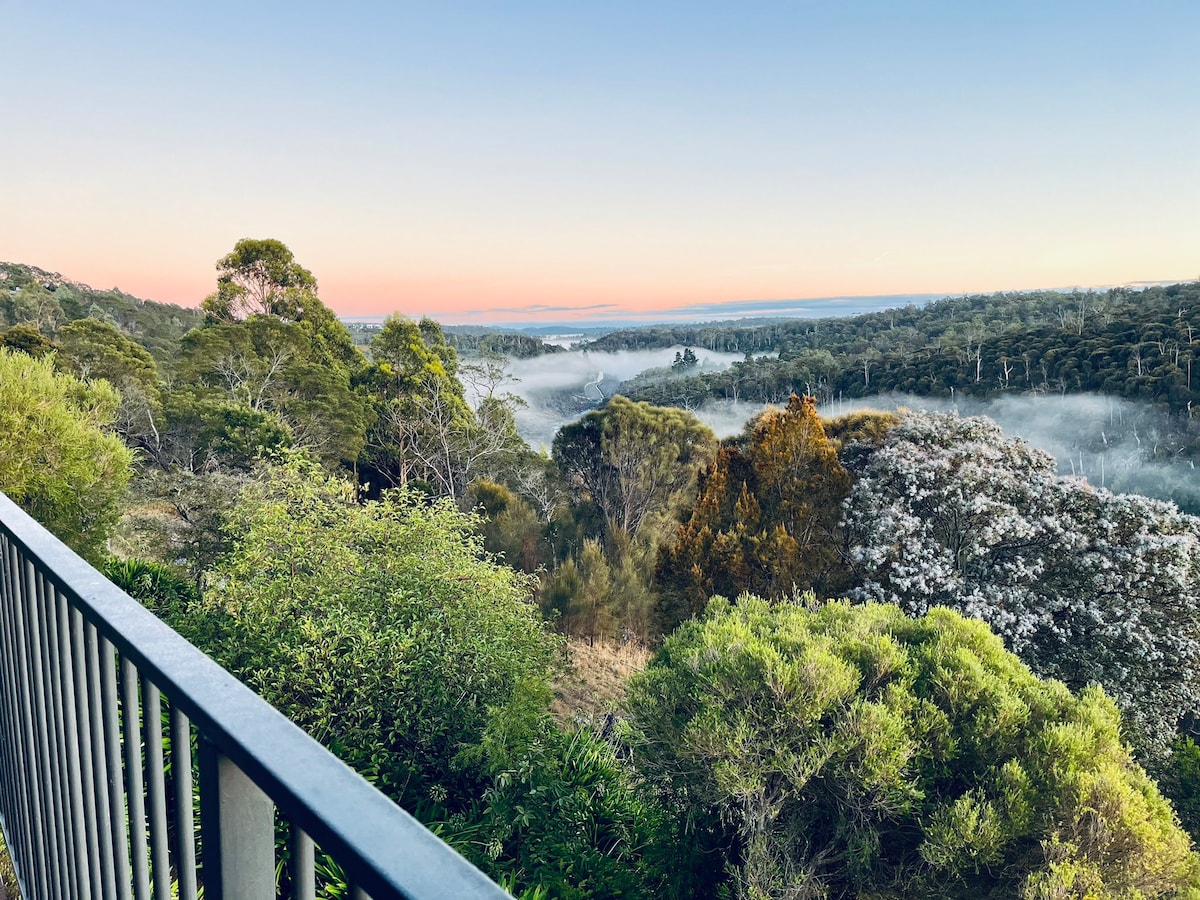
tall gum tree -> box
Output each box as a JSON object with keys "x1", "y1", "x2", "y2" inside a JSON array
[
  {"x1": 164, "y1": 240, "x2": 370, "y2": 471},
  {"x1": 361, "y1": 315, "x2": 522, "y2": 502},
  {"x1": 552, "y1": 395, "x2": 717, "y2": 541}
]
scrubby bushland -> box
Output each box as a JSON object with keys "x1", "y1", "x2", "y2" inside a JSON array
[
  {"x1": 0, "y1": 347, "x2": 133, "y2": 561},
  {"x1": 843, "y1": 411, "x2": 1200, "y2": 759},
  {"x1": 166, "y1": 455, "x2": 556, "y2": 807},
  {"x1": 626, "y1": 597, "x2": 1200, "y2": 900},
  {"x1": 144, "y1": 455, "x2": 666, "y2": 898}
]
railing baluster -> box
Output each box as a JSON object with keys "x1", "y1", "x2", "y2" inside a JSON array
[
  {"x1": 291, "y1": 827, "x2": 315, "y2": 900},
  {"x1": 101, "y1": 637, "x2": 133, "y2": 900},
  {"x1": 142, "y1": 677, "x2": 172, "y2": 898},
  {"x1": 171, "y1": 705, "x2": 199, "y2": 900},
  {"x1": 31, "y1": 563, "x2": 68, "y2": 900},
  {"x1": 85, "y1": 621, "x2": 120, "y2": 900},
  {"x1": 199, "y1": 739, "x2": 276, "y2": 900},
  {"x1": 121, "y1": 657, "x2": 152, "y2": 900},
  {"x1": 71, "y1": 607, "x2": 104, "y2": 899},
  {"x1": 9, "y1": 544, "x2": 47, "y2": 900},
  {"x1": 0, "y1": 538, "x2": 32, "y2": 898},
  {"x1": 54, "y1": 587, "x2": 93, "y2": 898}
]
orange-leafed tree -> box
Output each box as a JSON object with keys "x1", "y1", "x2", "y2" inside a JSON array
[{"x1": 656, "y1": 395, "x2": 851, "y2": 633}]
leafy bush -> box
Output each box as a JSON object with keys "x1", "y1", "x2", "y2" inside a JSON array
[
  {"x1": 171, "y1": 455, "x2": 559, "y2": 809},
  {"x1": 0, "y1": 347, "x2": 133, "y2": 561},
  {"x1": 450, "y1": 687, "x2": 672, "y2": 899},
  {"x1": 626, "y1": 596, "x2": 1200, "y2": 899},
  {"x1": 101, "y1": 556, "x2": 200, "y2": 622}
]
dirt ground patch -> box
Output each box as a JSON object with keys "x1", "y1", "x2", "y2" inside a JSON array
[{"x1": 551, "y1": 638, "x2": 652, "y2": 726}]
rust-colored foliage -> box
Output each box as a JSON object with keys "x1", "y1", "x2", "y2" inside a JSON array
[{"x1": 656, "y1": 396, "x2": 852, "y2": 632}]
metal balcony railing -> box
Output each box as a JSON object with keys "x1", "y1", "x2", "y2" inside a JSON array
[{"x1": 0, "y1": 491, "x2": 509, "y2": 899}]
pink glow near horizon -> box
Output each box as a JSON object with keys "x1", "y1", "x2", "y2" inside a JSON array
[{"x1": 26, "y1": 252, "x2": 1196, "y2": 327}]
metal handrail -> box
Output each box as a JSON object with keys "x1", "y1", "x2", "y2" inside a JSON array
[{"x1": 0, "y1": 490, "x2": 508, "y2": 899}]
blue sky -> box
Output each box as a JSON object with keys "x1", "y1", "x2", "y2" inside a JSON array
[{"x1": 3, "y1": 1, "x2": 1198, "y2": 322}]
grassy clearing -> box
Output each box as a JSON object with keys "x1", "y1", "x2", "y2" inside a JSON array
[
  {"x1": 0, "y1": 826, "x2": 18, "y2": 899},
  {"x1": 551, "y1": 638, "x2": 652, "y2": 725}
]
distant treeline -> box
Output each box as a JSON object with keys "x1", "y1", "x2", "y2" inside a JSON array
[
  {"x1": 617, "y1": 283, "x2": 1200, "y2": 425},
  {"x1": 0, "y1": 262, "x2": 204, "y2": 357},
  {"x1": 442, "y1": 328, "x2": 566, "y2": 358}
]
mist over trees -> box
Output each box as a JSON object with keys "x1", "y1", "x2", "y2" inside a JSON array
[
  {"x1": 6, "y1": 246, "x2": 1200, "y2": 897},
  {"x1": 614, "y1": 282, "x2": 1200, "y2": 512},
  {"x1": 604, "y1": 284, "x2": 1200, "y2": 419}
]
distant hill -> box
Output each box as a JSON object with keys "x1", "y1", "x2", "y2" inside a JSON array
[
  {"x1": 612, "y1": 282, "x2": 1200, "y2": 512},
  {"x1": 0, "y1": 262, "x2": 203, "y2": 358},
  {"x1": 612, "y1": 282, "x2": 1200, "y2": 415}
]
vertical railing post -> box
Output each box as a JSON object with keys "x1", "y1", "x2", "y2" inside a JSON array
[
  {"x1": 142, "y1": 677, "x2": 172, "y2": 899},
  {"x1": 121, "y1": 657, "x2": 152, "y2": 900},
  {"x1": 84, "y1": 622, "x2": 120, "y2": 900},
  {"x1": 0, "y1": 538, "x2": 32, "y2": 900},
  {"x1": 171, "y1": 706, "x2": 199, "y2": 900},
  {"x1": 70, "y1": 608, "x2": 104, "y2": 899},
  {"x1": 199, "y1": 739, "x2": 276, "y2": 900},
  {"x1": 291, "y1": 827, "x2": 316, "y2": 900},
  {"x1": 36, "y1": 568, "x2": 73, "y2": 900},
  {"x1": 100, "y1": 638, "x2": 132, "y2": 900},
  {"x1": 17, "y1": 557, "x2": 53, "y2": 899}
]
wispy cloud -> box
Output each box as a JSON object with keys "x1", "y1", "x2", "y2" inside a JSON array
[
  {"x1": 484, "y1": 303, "x2": 623, "y2": 314},
  {"x1": 437, "y1": 293, "x2": 951, "y2": 327}
]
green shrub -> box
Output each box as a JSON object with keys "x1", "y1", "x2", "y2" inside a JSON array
[
  {"x1": 627, "y1": 596, "x2": 1200, "y2": 899},
  {"x1": 0, "y1": 348, "x2": 132, "y2": 561},
  {"x1": 172, "y1": 455, "x2": 559, "y2": 809},
  {"x1": 101, "y1": 556, "x2": 200, "y2": 621},
  {"x1": 451, "y1": 685, "x2": 672, "y2": 898}
]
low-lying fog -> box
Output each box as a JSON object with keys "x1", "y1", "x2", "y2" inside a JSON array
[
  {"x1": 699, "y1": 393, "x2": 1200, "y2": 513},
  {"x1": 481, "y1": 346, "x2": 751, "y2": 448},
  {"x1": 472, "y1": 348, "x2": 1199, "y2": 513}
]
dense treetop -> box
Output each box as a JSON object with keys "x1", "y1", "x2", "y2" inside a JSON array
[
  {"x1": 628, "y1": 597, "x2": 1200, "y2": 899},
  {"x1": 0, "y1": 261, "x2": 203, "y2": 357}
]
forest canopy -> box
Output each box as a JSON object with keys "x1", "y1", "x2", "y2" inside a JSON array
[{"x1": 6, "y1": 245, "x2": 1200, "y2": 898}]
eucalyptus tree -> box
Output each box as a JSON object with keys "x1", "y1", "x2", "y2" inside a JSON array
[
  {"x1": 163, "y1": 240, "x2": 370, "y2": 471},
  {"x1": 552, "y1": 395, "x2": 717, "y2": 541},
  {"x1": 55, "y1": 317, "x2": 164, "y2": 451},
  {"x1": 362, "y1": 314, "x2": 525, "y2": 503},
  {"x1": 200, "y1": 237, "x2": 319, "y2": 322}
]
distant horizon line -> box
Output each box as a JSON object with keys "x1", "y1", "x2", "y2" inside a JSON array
[
  {"x1": 2, "y1": 260, "x2": 1192, "y2": 331},
  {"x1": 339, "y1": 279, "x2": 1189, "y2": 330}
]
